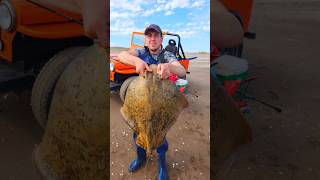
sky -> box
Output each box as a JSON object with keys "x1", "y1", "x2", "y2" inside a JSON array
[{"x1": 110, "y1": 0, "x2": 210, "y2": 53}]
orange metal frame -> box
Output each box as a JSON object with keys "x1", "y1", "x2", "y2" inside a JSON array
[
  {"x1": 0, "y1": 0, "x2": 84, "y2": 63},
  {"x1": 130, "y1": 31, "x2": 144, "y2": 50}
]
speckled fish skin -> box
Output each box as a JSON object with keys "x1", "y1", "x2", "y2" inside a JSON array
[
  {"x1": 34, "y1": 44, "x2": 108, "y2": 180},
  {"x1": 121, "y1": 65, "x2": 188, "y2": 154}
]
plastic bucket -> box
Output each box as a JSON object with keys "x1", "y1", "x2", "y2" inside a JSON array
[
  {"x1": 176, "y1": 79, "x2": 188, "y2": 96},
  {"x1": 215, "y1": 55, "x2": 249, "y2": 96}
]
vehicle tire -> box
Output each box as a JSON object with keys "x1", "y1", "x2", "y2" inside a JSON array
[
  {"x1": 120, "y1": 76, "x2": 138, "y2": 103},
  {"x1": 31, "y1": 46, "x2": 87, "y2": 128}
]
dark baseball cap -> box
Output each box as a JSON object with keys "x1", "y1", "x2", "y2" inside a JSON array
[{"x1": 144, "y1": 24, "x2": 162, "y2": 36}]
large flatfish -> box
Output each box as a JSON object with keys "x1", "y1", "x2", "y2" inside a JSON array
[
  {"x1": 34, "y1": 44, "x2": 108, "y2": 180},
  {"x1": 121, "y1": 65, "x2": 188, "y2": 154}
]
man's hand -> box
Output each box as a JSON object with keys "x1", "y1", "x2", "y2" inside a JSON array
[
  {"x1": 157, "y1": 63, "x2": 171, "y2": 79},
  {"x1": 118, "y1": 51, "x2": 152, "y2": 74},
  {"x1": 135, "y1": 60, "x2": 152, "y2": 74},
  {"x1": 81, "y1": 0, "x2": 107, "y2": 47}
]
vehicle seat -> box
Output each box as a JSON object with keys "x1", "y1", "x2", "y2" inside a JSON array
[{"x1": 165, "y1": 39, "x2": 178, "y2": 56}]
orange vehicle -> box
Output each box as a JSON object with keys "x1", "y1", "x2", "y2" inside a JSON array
[
  {"x1": 110, "y1": 31, "x2": 196, "y2": 101},
  {"x1": 220, "y1": 0, "x2": 256, "y2": 57},
  {"x1": 0, "y1": 0, "x2": 93, "y2": 127}
]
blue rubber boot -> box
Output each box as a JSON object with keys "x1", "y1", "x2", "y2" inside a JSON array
[
  {"x1": 157, "y1": 138, "x2": 169, "y2": 180},
  {"x1": 128, "y1": 132, "x2": 146, "y2": 172}
]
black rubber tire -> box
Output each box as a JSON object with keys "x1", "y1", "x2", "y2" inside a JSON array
[
  {"x1": 120, "y1": 76, "x2": 138, "y2": 102},
  {"x1": 31, "y1": 46, "x2": 86, "y2": 128}
]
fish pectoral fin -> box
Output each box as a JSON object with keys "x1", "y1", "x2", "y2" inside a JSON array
[{"x1": 120, "y1": 107, "x2": 135, "y2": 130}]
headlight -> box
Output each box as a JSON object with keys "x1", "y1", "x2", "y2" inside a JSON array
[
  {"x1": 110, "y1": 62, "x2": 114, "y2": 72},
  {"x1": 0, "y1": 0, "x2": 16, "y2": 31}
]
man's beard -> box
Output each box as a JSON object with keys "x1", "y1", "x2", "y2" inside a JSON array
[{"x1": 149, "y1": 46, "x2": 161, "y2": 54}]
